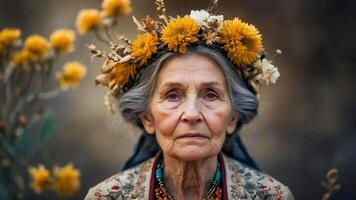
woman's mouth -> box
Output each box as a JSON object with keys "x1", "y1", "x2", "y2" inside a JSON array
[{"x1": 176, "y1": 133, "x2": 209, "y2": 142}]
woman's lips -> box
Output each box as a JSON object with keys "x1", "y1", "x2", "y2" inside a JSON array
[{"x1": 176, "y1": 133, "x2": 209, "y2": 142}]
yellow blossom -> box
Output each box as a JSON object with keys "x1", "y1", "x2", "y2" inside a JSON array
[
  {"x1": 131, "y1": 33, "x2": 159, "y2": 66},
  {"x1": 161, "y1": 16, "x2": 200, "y2": 54},
  {"x1": 0, "y1": 28, "x2": 21, "y2": 47},
  {"x1": 28, "y1": 165, "x2": 52, "y2": 194},
  {"x1": 53, "y1": 163, "x2": 81, "y2": 197},
  {"x1": 11, "y1": 50, "x2": 30, "y2": 67},
  {"x1": 109, "y1": 62, "x2": 136, "y2": 89},
  {"x1": 220, "y1": 18, "x2": 262, "y2": 67},
  {"x1": 50, "y1": 29, "x2": 75, "y2": 54},
  {"x1": 101, "y1": 0, "x2": 132, "y2": 16},
  {"x1": 24, "y1": 34, "x2": 49, "y2": 60},
  {"x1": 56, "y1": 61, "x2": 86, "y2": 89},
  {"x1": 76, "y1": 9, "x2": 102, "y2": 35}
]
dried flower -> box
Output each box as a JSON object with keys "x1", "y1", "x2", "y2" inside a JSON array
[
  {"x1": 161, "y1": 16, "x2": 200, "y2": 54},
  {"x1": 50, "y1": 29, "x2": 75, "y2": 54},
  {"x1": 76, "y1": 9, "x2": 102, "y2": 35},
  {"x1": 53, "y1": 163, "x2": 81, "y2": 197},
  {"x1": 253, "y1": 58, "x2": 280, "y2": 85},
  {"x1": 101, "y1": 0, "x2": 132, "y2": 17},
  {"x1": 56, "y1": 61, "x2": 87, "y2": 88},
  {"x1": 28, "y1": 165, "x2": 52, "y2": 194}
]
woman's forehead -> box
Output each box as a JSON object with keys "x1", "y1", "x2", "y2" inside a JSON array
[{"x1": 156, "y1": 54, "x2": 226, "y2": 86}]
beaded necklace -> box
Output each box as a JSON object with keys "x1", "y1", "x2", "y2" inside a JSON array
[{"x1": 154, "y1": 159, "x2": 223, "y2": 200}]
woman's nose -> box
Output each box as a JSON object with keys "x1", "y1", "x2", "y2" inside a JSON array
[{"x1": 181, "y1": 94, "x2": 203, "y2": 124}]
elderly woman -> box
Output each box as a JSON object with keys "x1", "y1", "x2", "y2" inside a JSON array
[{"x1": 85, "y1": 3, "x2": 294, "y2": 200}]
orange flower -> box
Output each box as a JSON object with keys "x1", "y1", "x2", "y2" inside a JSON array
[
  {"x1": 101, "y1": 0, "x2": 132, "y2": 16},
  {"x1": 220, "y1": 18, "x2": 262, "y2": 66},
  {"x1": 131, "y1": 33, "x2": 159, "y2": 66},
  {"x1": 76, "y1": 9, "x2": 102, "y2": 35},
  {"x1": 161, "y1": 16, "x2": 200, "y2": 54},
  {"x1": 50, "y1": 29, "x2": 75, "y2": 53}
]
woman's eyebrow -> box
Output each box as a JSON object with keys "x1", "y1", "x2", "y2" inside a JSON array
[
  {"x1": 158, "y1": 82, "x2": 184, "y2": 94},
  {"x1": 199, "y1": 81, "x2": 224, "y2": 88}
]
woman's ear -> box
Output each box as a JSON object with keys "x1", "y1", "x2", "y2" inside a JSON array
[
  {"x1": 141, "y1": 112, "x2": 155, "y2": 134},
  {"x1": 226, "y1": 114, "x2": 238, "y2": 135}
]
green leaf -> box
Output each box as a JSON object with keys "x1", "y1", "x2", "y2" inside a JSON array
[
  {"x1": 0, "y1": 136, "x2": 17, "y2": 159},
  {"x1": 15, "y1": 130, "x2": 31, "y2": 154},
  {"x1": 40, "y1": 111, "x2": 55, "y2": 144}
]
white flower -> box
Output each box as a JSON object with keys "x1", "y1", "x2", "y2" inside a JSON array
[
  {"x1": 253, "y1": 58, "x2": 280, "y2": 85},
  {"x1": 190, "y1": 10, "x2": 210, "y2": 25},
  {"x1": 190, "y1": 10, "x2": 223, "y2": 26}
]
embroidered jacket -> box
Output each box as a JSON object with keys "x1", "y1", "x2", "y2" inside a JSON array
[{"x1": 84, "y1": 154, "x2": 294, "y2": 200}]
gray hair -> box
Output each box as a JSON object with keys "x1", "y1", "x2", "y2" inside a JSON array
[{"x1": 119, "y1": 45, "x2": 259, "y2": 131}]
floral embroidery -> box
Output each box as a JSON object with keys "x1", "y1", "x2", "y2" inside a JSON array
[{"x1": 84, "y1": 154, "x2": 294, "y2": 200}]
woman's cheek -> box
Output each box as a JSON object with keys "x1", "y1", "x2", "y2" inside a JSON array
[
  {"x1": 202, "y1": 104, "x2": 232, "y2": 135},
  {"x1": 152, "y1": 103, "x2": 181, "y2": 137}
]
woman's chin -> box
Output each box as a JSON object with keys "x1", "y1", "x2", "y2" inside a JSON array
[{"x1": 173, "y1": 145, "x2": 217, "y2": 161}]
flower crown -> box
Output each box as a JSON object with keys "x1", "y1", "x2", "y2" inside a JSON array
[{"x1": 86, "y1": 0, "x2": 281, "y2": 99}]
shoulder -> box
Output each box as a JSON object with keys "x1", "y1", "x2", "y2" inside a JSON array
[
  {"x1": 84, "y1": 158, "x2": 154, "y2": 200},
  {"x1": 224, "y1": 155, "x2": 294, "y2": 200}
]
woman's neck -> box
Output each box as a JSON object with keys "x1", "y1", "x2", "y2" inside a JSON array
[{"x1": 162, "y1": 155, "x2": 218, "y2": 199}]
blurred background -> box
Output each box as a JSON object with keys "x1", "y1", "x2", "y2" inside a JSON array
[{"x1": 1, "y1": 0, "x2": 355, "y2": 199}]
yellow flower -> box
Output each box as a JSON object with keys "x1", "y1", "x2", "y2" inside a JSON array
[
  {"x1": 24, "y1": 34, "x2": 49, "y2": 60},
  {"x1": 28, "y1": 165, "x2": 52, "y2": 194},
  {"x1": 161, "y1": 16, "x2": 200, "y2": 54},
  {"x1": 50, "y1": 29, "x2": 75, "y2": 54},
  {"x1": 131, "y1": 33, "x2": 159, "y2": 66},
  {"x1": 56, "y1": 61, "x2": 86, "y2": 88},
  {"x1": 101, "y1": 0, "x2": 132, "y2": 16},
  {"x1": 109, "y1": 62, "x2": 136, "y2": 89},
  {"x1": 220, "y1": 18, "x2": 262, "y2": 67},
  {"x1": 11, "y1": 50, "x2": 30, "y2": 67},
  {"x1": 76, "y1": 9, "x2": 102, "y2": 35},
  {"x1": 0, "y1": 28, "x2": 21, "y2": 47},
  {"x1": 53, "y1": 163, "x2": 81, "y2": 197}
]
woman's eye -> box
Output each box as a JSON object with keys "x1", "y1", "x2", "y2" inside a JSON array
[
  {"x1": 165, "y1": 91, "x2": 181, "y2": 101},
  {"x1": 204, "y1": 91, "x2": 218, "y2": 101}
]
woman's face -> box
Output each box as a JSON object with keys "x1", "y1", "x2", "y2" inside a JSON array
[{"x1": 142, "y1": 54, "x2": 238, "y2": 161}]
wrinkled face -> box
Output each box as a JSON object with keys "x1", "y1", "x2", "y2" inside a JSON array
[{"x1": 142, "y1": 54, "x2": 238, "y2": 161}]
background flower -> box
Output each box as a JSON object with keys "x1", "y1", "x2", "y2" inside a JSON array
[
  {"x1": 0, "y1": 28, "x2": 21, "y2": 48},
  {"x1": 56, "y1": 61, "x2": 87, "y2": 88},
  {"x1": 11, "y1": 50, "x2": 30, "y2": 67},
  {"x1": 23, "y1": 34, "x2": 49, "y2": 60},
  {"x1": 76, "y1": 9, "x2": 102, "y2": 35},
  {"x1": 161, "y1": 16, "x2": 200, "y2": 54},
  {"x1": 53, "y1": 164, "x2": 81, "y2": 197},
  {"x1": 50, "y1": 29, "x2": 75, "y2": 54},
  {"x1": 101, "y1": 0, "x2": 132, "y2": 16},
  {"x1": 28, "y1": 165, "x2": 52, "y2": 194}
]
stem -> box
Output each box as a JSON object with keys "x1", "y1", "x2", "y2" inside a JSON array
[
  {"x1": 94, "y1": 28, "x2": 111, "y2": 46},
  {"x1": 27, "y1": 87, "x2": 68, "y2": 102}
]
